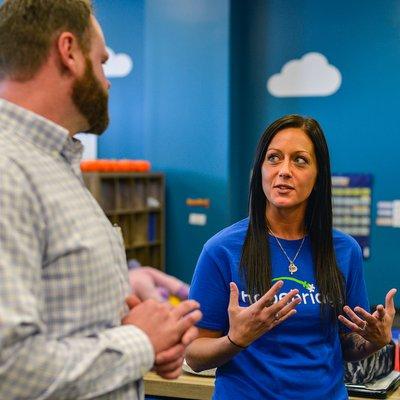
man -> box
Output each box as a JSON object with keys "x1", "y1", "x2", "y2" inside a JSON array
[{"x1": 0, "y1": 1, "x2": 201, "y2": 399}]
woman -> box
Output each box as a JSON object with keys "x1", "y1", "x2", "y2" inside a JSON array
[{"x1": 186, "y1": 115, "x2": 396, "y2": 399}]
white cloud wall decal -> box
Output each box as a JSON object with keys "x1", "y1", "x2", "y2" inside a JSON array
[
  {"x1": 267, "y1": 52, "x2": 341, "y2": 97},
  {"x1": 104, "y1": 47, "x2": 133, "y2": 78}
]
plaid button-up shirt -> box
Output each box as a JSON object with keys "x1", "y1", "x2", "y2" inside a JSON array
[{"x1": 0, "y1": 99, "x2": 154, "y2": 399}]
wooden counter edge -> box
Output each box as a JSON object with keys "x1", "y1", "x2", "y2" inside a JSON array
[
  {"x1": 144, "y1": 371, "x2": 214, "y2": 400},
  {"x1": 144, "y1": 371, "x2": 400, "y2": 400}
]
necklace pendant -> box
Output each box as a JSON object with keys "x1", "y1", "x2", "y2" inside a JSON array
[{"x1": 289, "y1": 262, "x2": 298, "y2": 275}]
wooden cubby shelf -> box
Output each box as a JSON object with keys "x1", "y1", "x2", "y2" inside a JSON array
[{"x1": 83, "y1": 172, "x2": 165, "y2": 270}]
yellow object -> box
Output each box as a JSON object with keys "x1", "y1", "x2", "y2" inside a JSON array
[{"x1": 168, "y1": 295, "x2": 181, "y2": 306}]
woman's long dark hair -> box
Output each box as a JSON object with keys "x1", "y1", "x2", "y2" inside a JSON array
[{"x1": 240, "y1": 114, "x2": 345, "y2": 322}]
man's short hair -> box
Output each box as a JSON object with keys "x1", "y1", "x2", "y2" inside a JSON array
[{"x1": 0, "y1": 0, "x2": 93, "y2": 81}]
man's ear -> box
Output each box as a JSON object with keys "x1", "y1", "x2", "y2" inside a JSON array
[{"x1": 56, "y1": 32, "x2": 84, "y2": 75}]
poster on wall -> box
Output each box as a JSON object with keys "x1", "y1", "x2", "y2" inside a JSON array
[
  {"x1": 376, "y1": 200, "x2": 400, "y2": 228},
  {"x1": 331, "y1": 174, "x2": 372, "y2": 259}
]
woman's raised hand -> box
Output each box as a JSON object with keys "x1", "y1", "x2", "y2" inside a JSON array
[
  {"x1": 227, "y1": 280, "x2": 301, "y2": 348},
  {"x1": 339, "y1": 288, "x2": 397, "y2": 350}
]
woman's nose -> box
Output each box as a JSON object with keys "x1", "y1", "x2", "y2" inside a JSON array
[{"x1": 278, "y1": 159, "x2": 292, "y2": 178}]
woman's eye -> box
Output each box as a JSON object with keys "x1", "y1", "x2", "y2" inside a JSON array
[
  {"x1": 295, "y1": 156, "x2": 308, "y2": 165},
  {"x1": 267, "y1": 154, "x2": 279, "y2": 163}
]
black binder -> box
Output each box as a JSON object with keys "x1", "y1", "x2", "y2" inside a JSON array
[{"x1": 346, "y1": 371, "x2": 400, "y2": 399}]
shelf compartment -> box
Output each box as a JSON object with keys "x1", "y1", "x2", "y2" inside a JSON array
[
  {"x1": 83, "y1": 172, "x2": 165, "y2": 270},
  {"x1": 132, "y1": 179, "x2": 147, "y2": 209},
  {"x1": 117, "y1": 178, "x2": 134, "y2": 210},
  {"x1": 147, "y1": 177, "x2": 164, "y2": 208},
  {"x1": 131, "y1": 213, "x2": 149, "y2": 247},
  {"x1": 149, "y1": 245, "x2": 162, "y2": 269},
  {"x1": 126, "y1": 247, "x2": 150, "y2": 267},
  {"x1": 100, "y1": 178, "x2": 117, "y2": 211}
]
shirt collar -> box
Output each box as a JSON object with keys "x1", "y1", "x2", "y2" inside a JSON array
[{"x1": 0, "y1": 98, "x2": 84, "y2": 166}]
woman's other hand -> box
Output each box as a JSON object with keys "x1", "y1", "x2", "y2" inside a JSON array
[{"x1": 338, "y1": 288, "x2": 397, "y2": 350}]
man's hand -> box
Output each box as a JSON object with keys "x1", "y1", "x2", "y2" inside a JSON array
[
  {"x1": 122, "y1": 297, "x2": 202, "y2": 366},
  {"x1": 152, "y1": 343, "x2": 186, "y2": 379},
  {"x1": 125, "y1": 294, "x2": 141, "y2": 309}
]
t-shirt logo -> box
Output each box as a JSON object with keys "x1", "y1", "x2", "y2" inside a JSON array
[
  {"x1": 240, "y1": 275, "x2": 323, "y2": 306},
  {"x1": 272, "y1": 276, "x2": 315, "y2": 293}
]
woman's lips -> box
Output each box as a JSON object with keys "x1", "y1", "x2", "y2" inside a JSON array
[{"x1": 274, "y1": 184, "x2": 294, "y2": 193}]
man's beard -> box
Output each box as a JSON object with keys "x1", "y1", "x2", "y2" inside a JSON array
[{"x1": 71, "y1": 58, "x2": 109, "y2": 135}]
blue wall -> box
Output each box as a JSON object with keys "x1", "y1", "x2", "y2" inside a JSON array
[
  {"x1": 229, "y1": 0, "x2": 400, "y2": 304},
  {"x1": 96, "y1": 0, "x2": 400, "y2": 304},
  {"x1": 143, "y1": 0, "x2": 231, "y2": 283},
  {"x1": 96, "y1": 0, "x2": 146, "y2": 159},
  {"x1": 97, "y1": 0, "x2": 231, "y2": 283}
]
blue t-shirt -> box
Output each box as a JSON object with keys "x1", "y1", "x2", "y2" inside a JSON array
[{"x1": 189, "y1": 218, "x2": 369, "y2": 400}]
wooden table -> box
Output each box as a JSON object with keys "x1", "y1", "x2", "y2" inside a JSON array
[
  {"x1": 145, "y1": 371, "x2": 214, "y2": 400},
  {"x1": 144, "y1": 371, "x2": 400, "y2": 400}
]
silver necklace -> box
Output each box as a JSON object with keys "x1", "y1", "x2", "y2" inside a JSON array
[{"x1": 269, "y1": 229, "x2": 306, "y2": 275}]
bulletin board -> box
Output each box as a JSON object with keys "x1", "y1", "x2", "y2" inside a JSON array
[{"x1": 332, "y1": 174, "x2": 372, "y2": 259}]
